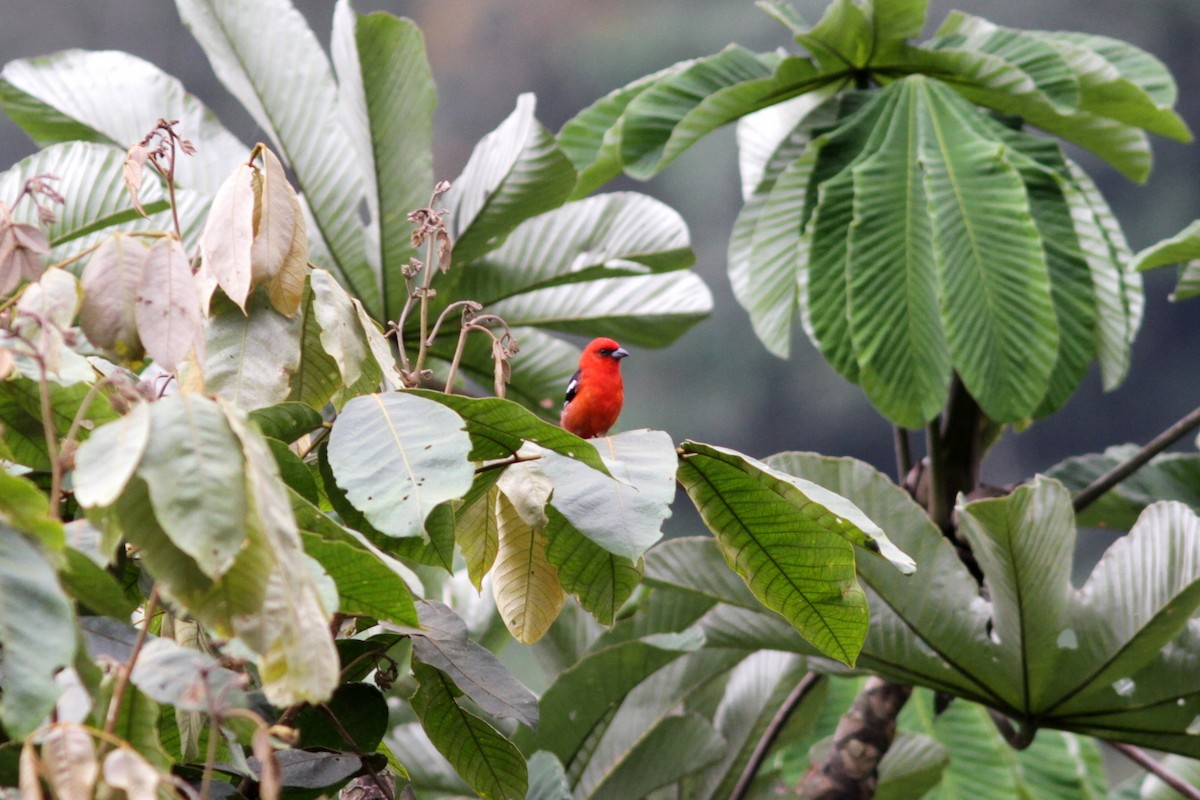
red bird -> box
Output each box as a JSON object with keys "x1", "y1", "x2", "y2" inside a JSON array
[{"x1": 560, "y1": 337, "x2": 629, "y2": 439}]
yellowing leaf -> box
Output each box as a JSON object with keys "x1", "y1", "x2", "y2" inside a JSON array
[
  {"x1": 19, "y1": 740, "x2": 42, "y2": 800},
  {"x1": 136, "y1": 237, "x2": 203, "y2": 374},
  {"x1": 492, "y1": 480, "x2": 564, "y2": 644},
  {"x1": 80, "y1": 234, "x2": 147, "y2": 358},
  {"x1": 200, "y1": 162, "x2": 255, "y2": 310},
  {"x1": 456, "y1": 483, "x2": 500, "y2": 591},
  {"x1": 250, "y1": 145, "x2": 308, "y2": 318}
]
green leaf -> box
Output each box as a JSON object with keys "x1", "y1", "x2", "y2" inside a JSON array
[
  {"x1": 410, "y1": 660, "x2": 528, "y2": 800},
  {"x1": 874, "y1": 733, "x2": 949, "y2": 800},
  {"x1": 486, "y1": 269, "x2": 712, "y2": 349},
  {"x1": 588, "y1": 713, "x2": 724, "y2": 800},
  {"x1": 678, "y1": 442, "x2": 916, "y2": 665},
  {"x1": 913, "y1": 76, "x2": 1058, "y2": 421},
  {"x1": 0, "y1": 376, "x2": 119, "y2": 472},
  {"x1": 0, "y1": 524, "x2": 75, "y2": 737},
  {"x1": 249, "y1": 401, "x2": 324, "y2": 444},
  {"x1": 537, "y1": 429, "x2": 677, "y2": 562},
  {"x1": 73, "y1": 400, "x2": 151, "y2": 510},
  {"x1": 0, "y1": 471, "x2": 64, "y2": 549},
  {"x1": 0, "y1": 142, "x2": 202, "y2": 257},
  {"x1": 293, "y1": 682, "x2": 388, "y2": 752},
  {"x1": 327, "y1": 392, "x2": 474, "y2": 538},
  {"x1": 520, "y1": 630, "x2": 703, "y2": 769},
  {"x1": 543, "y1": 506, "x2": 643, "y2": 626},
  {"x1": 619, "y1": 47, "x2": 825, "y2": 179},
  {"x1": 452, "y1": 191, "x2": 694, "y2": 305},
  {"x1": 525, "y1": 752, "x2": 570, "y2": 800},
  {"x1": 1132, "y1": 218, "x2": 1200, "y2": 300},
  {"x1": 59, "y1": 546, "x2": 137, "y2": 618},
  {"x1": 446, "y1": 93, "x2": 576, "y2": 265},
  {"x1": 1046, "y1": 445, "x2": 1200, "y2": 530},
  {"x1": 0, "y1": 49, "x2": 246, "y2": 197},
  {"x1": 403, "y1": 388, "x2": 609, "y2": 475},
  {"x1": 137, "y1": 394, "x2": 247, "y2": 579},
  {"x1": 332, "y1": 3, "x2": 435, "y2": 320},
  {"x1": 388, "y1": 600, "x2": 539, "y2": 729},
  {"x1": 298, "y1": 530, "x2": 419, "y2": 627},
  {"x1": 202, "y1": 289, "x2": 302, "y2": 411},
  {"x1": 176, "y1": 0, "x2": 378, "y2": 313},
  {"x1": 795, "y1": 0, "x2": 873, "y2": 69}
]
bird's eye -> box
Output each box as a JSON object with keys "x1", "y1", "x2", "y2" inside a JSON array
[{"x1": 598, "y1": 348, "x2": 612, "y2": 356}]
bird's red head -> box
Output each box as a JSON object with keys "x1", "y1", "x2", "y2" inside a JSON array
[{"x1": 581, "y1": 337, "x2": 629, "y2": 368}]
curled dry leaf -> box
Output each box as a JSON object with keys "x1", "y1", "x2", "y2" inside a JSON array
[
  {"x1": 252, "y1": 725, "x2": 281, "y2": 800},
  {"x1": 80, "y1": 234, "x2": 148, "y2": 359},
  {"x1": 19, "y1": 739, "x2": 42, "y2": 800},
  {"x1": 101, "y1": 748, "x2": 159, "y2": 800},
  {"x1": 123, "y1": 144, "x2": 150, "y2": 218},
  {"x1": 264, "y1": 178, "x2": 307, "y2": 318},
  {"x1": 0, "y1": 204, "x2": 51, "y2": 296},
  {"x1": 200, "y1": 162, "x2": 255, "y2": 310},
  {"x1": 40, "y1": 724, "x2": 97, "y2": 800},
  {"x1": 135, "y1": 237, "x2": 204, "y2": 374}
]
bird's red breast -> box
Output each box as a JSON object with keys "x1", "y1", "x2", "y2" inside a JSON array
[{"x1": 560, "y1": 337, "x2": 628, "y2": 439}]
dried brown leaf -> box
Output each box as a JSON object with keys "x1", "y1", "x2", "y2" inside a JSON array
[
  {"x1": 101, "y1": 748, "x2": 159, "y2": 800},
  {"x1": 249, "y1": 146, "x2": 300, "y2": 287},
  {"x1": 123, "y1": 144, "x2": 150, "y2": 218},
  {"x1": 40, "y1": 724, "x2": 97, "y2": 800},
  {"x1": 80, "y1": 234, "x2": 148, "y2": 358},
  {"x1": 200, "y1": 162, "x2": 255, "y2": 310},
  {"x1": 252, "y1": 720, "x2": 281, "y2": 800},
  {"x1": 136, "y1": 237, "x2": 204, "y2": 373},
  {"x1": 19, "y1": 739, "x2": 42, "y2": 800},
  {"x1": 265, "y1": 171, "x2": 308, "y2": 318}
]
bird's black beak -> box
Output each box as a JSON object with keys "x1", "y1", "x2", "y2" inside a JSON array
[{"x1": 612, "y1": 347, "x2": 629, "y2": 360}]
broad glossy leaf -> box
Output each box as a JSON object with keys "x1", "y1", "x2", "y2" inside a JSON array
[
  {"x1": 521, "y1": 630, "x2": 704, "y2": 769},
  {"x1": 453, "y1": 191, "x2": 693, "y2": 304},
  {"x1": 293, "y1": 682, "x2": 388, "y2": 752},
  {"x1": 678, "y1": 441, "x2": 912, "y2": 665},
  {"x1": 913, "y1": 77, "x2": 1058, "y2": 421},
  {"x1": 137, "y1": 236, "x2": 204, "y2": 374},
  {"x1": 795, "y1": 0, "x2": 873, "y2": 69},
  {"x1": 543, "y1": 506, "x2": 643, "y2": 627},
  {"x1": 618, "y1": 47, "x2": 825, "y2": 179},
  {"x1": 200, "y1": 162, "x2": 254, "y2": 310},
  {"x1": 445, "y1": 93, "x2": 576, "y2": 265},
  {"x1": 0, "y1": 49, "x2": 246, "y2": 196},
  {"x1": 0, "y1": 525, "x2": 75, "y2": 738},
  {"x1": 0, "y1": 143, "x2": 200, "y2": 258},
  {"x1": 1046, "y1": 445, "x2": 1200, "y2": 530},
  {"x1": 0, "y1": 473, "x2": 62, "y2": 549},
  {"x1": 588, "y1": 713, "x2": 723, "y2": 800},
  {"x1": 332, "y1": 3, "x2": 434, "y2": 319},
  {"x1": 486, "y1": 269, "x2": 712, "y2": 349},
  {"x1": 526, "y1": 752, "x2": 570, "y2": 800},
  {"x1": 386, "y1": 600, "x2": 538, "y2": 729},
  {"x1": 874, "y1": 733, "x2": 948, "y2": 800},
  {"x1": 538, "y1": 429, "x2": 677, "y2": 562},
  {"x1": 404, "y1": 388, "x2": 608, "y2": 474},
  {"x1": 79, "y1": 234, "x2": 146, "y2": 358},
  {"x1": 176, "y1": 0, "x2": 377, "y2": 313},
  {"x1": 202, "y1": 290, "x2": 301, "y2": 411},
  {"x1": 0, "y1": 378, "x2": 114, "y2": 470},
  {"x1": 410, "y1": 660, "x2": 528, "y2": 800},
  {"x1": 59, "y1": 546, "x2": 137, "y2": 619},
  {"x1": 135, "y1": 394, "x2": 247, "y2": 578},
  {"x1": 327, "y1": 391, "x2": 473, "y2": 538},
  {"x1": 248, "y1": 401, "x2": 323, "y2": 444},
  {"x1": 73, "y1": 400, "x2": 151, "y2": 510},
  {"x1": 455, "y1": 477, "x2": 500, "y2": 591},
  {"x1": 1132, "y1": 218, "x2": 1200, "y2": 300},
  {"x1": 224, "y1": 405, "x2": 339, "y2": 705}
]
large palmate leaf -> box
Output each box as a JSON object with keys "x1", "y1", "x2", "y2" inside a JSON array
[
  {"x1": 331, "y1": 1, "x2": 434, "y2": 318},
  {"x1": 671, "y1": 453, "x2": 1200, "y2": 758},
  {"x1": 0, "y1": 49, "x2": 246, "y2": 196},
  {"x1": 1047, "y1": 445, "x2": 1200, "y2": 530},
  {"x1": 176, "y1": 0, "x2": 376, "y2": 313},
  {"x1": 0, "y1": 142, "x2": 204, "y2": 258}
]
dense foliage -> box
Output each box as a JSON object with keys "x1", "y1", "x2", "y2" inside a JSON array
[{"x1": 2, "y1": 0, "x2": 1200, "y2": 798}]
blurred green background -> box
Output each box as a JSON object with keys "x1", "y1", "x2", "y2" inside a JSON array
[{"x1": 2, "y1": 0, "x2": 1198, "y2": 533}]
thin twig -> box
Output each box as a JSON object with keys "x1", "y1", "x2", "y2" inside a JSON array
[
  {"x1": 320, "y1": 705, "x2": 394, "y2": 800},
  {"x1": 36, "y1": 360, "x2": 63, "y2": 519},
  {"x1": 1111, "y1": 742, "x2": 1200, "y2": 800},
  {"x1": 1072, "y1": 404, "x2": 1200, "y2": 513},
  {"x1": 729, "y1": 672, "x2": 823, "y2": 800},
  {"x1": 925, "y1": 419, "x2": 949, "y2": 532},
  {"x1": 102, "y1": 586, "x2": 160, "y2": 743}
]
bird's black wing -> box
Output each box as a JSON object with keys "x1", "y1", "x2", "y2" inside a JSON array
[{"x1": 563, "y1": 368, "x2": 582, "y2": 406}]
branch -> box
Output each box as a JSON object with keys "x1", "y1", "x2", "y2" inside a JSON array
[
  {"x1": 729, "y1": 672, "x2": 823, "y2": 800},
  {"x1": 1072, "y1": 404, "x2": 1200, "y2": 513},
  {"x1": 1111, "y1": 742, "x2": 1200, "y2": 800},
  {"x1": 797, "y1": 677, "x2": 912, "y2": 799}
]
